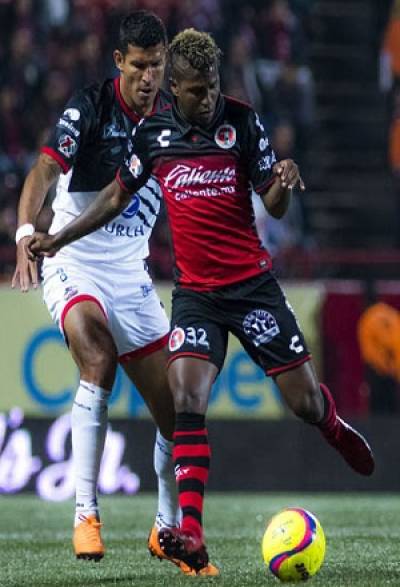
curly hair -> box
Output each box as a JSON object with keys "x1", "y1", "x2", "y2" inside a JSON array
[
  {"x1": 118, "y1": 10, "x2": 167, "y2": 54},
  {"x1": 169, "y1": 28, "x2": 221, "y2": 76}
]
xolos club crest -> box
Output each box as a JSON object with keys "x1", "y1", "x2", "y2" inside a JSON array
[{"x1": 214, "y1": 124, "x2": 236, "y2": 149}]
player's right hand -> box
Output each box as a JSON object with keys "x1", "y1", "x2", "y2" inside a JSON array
[
  {"x1": 27, "y1": 232, "x2": 60, "y2": 260},
  {"x1": 11, "y1": 238, "x2": 39, "y2": 292}
]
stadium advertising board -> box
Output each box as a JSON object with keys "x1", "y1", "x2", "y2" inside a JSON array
[{"x1": 0, "y1": 283, "x2": 323, "y2": 419}]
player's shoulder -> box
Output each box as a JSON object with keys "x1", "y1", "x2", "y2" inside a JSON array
[
  {"x1": 75, "y1": 78, "x2": 114, "y2": 112},
  {"x1": 223, "y1": 94, "x2": 254, "y2": 121}
]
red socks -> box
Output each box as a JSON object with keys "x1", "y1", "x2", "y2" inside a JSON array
[{"x1": 173, "y1": 412, "x2": 210, "y2": 542}]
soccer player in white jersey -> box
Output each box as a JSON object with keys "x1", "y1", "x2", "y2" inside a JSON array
[{"x1": 11, "y1": 11, "x2": 218, "y2": 576}]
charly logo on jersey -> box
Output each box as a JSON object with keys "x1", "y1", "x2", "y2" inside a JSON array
[
  {"x1": 58, "y1": 134, "x2": 77, "y2": 158},
  {"x1": 243, "y1": 309, "x2": 280, "y2": 347},
  {"x1": 128, "y1": 154, "x2": 143, "y2": 178},
  {"x1": 157, "y1": 129, "x2": 171, "y2": 148},
  {"x1": 289, "y1": 335, "x2": 304, "y2": 354},
  {"x1": 164, "y1": 164, "x2": 236, "y2": 188},
  {"x1": 214, "y1": 124, "x2": 236, "y2": 149},
  {"x1": 121, "y1": 194, "x2": 140, "y2": 218},
  {"x1": 169, "y1": 327, "x2": 186, "y2": 352}
]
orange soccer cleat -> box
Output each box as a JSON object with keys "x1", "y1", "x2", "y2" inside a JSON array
[
  {"x1": 73, "y1": 514, "x2": 105, "y2": 562},
  {"x1": 148, "y1": 526, "x2": 219, "y2": 576}
]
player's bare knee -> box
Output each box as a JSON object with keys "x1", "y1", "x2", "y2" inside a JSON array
[
  {"x1": 173, "y1": 387, "x2": 208, "y2": 414},
  {"x1": 79, "y1": 347, "x2": 118, "y2": 389}
]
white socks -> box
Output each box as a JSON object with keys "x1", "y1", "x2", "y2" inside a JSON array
[
  {"x1": 72, "y1": 380, "x2": 110, "y2": 527},
  {"x1": 71, "y1": 380, "x2": 178, "y2": 530},
  {"x1": 154, "y1": 430, "x2": 179, "y2": 529}
]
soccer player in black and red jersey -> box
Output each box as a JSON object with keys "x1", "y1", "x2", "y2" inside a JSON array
[
  {"x1": 28, "y1": 29, "x2": 375, "y2": 574},
  {"x1": 12, "y1": 13, "x2": 221, "y2": 577}
]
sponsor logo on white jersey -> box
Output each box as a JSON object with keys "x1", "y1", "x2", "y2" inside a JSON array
[{"x1": 164, "y1": 164, "x2": 236, "y2": 189}]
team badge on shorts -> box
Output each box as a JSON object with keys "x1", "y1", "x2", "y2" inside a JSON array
[
  {"x1": 169, "y1": 327, "x2": 185, "y2": 351},
  {"x1": 215, "y1": 124, "x2": 236, "y2": 149},
  {"x1": 243, "y1": 309, "x2": 280, "y2": 347}
]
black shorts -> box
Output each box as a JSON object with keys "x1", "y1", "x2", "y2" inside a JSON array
[{"x1": 168, "y1": 272, "x2": 311, "y2": 376}]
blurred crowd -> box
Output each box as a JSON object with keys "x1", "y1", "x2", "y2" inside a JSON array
[
  {"x1": 382, "y1": 1, "x2": 400, "y2": 195},
  {"x1": 0, "y1": 0, "x2": 316, "y2": 279}
]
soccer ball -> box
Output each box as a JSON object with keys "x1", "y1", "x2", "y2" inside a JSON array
[{"x1": 262, "y1": 507, "x2": 326, "y2": 582}]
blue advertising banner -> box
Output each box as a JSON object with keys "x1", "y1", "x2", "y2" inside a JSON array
[{"x1": 1, "y1": 283, "x2": 323, "y2": 418}]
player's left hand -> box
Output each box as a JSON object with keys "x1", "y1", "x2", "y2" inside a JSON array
[
  {"x1": 273, "y1": 159, "x2": 305, "y2": 191},
  {"x1": 26, "y1": 232, "x2": 60, "y2": 260}
]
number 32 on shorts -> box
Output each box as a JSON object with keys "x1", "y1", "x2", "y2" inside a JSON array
[{"x1": 169, "y1": 326, "x2": 210, "y2": 351}]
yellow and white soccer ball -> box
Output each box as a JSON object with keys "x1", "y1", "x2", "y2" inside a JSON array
[{"x1": 262, "y1": 507, "x2": 326, "y2": 582}]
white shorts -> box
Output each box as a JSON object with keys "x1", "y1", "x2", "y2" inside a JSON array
[{"x1": 42, "y1": 256, "x2": 170, "y2": 362}]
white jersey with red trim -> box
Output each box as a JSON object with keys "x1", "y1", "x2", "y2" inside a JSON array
[{"x1": 42, "y1": 78, "x2": 170, "y2": 264}]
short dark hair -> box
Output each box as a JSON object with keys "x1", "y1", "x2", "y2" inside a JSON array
[
  {"x1": 118, "y1": 10, "x2": 167, "y2": 54},
  {"x1": 169, "y1": 29, "x2": 221, "y2": 77}
]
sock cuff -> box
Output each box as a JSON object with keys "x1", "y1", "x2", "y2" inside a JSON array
[
  {"x1": 79, "y1": 380, "x2": 111, "y2": 400},
  {"x1": 319, "y1": 383, "x2": 337, "y2": 425},
  {"x1": 176, "y1": 412, "x2": 206, "y2": 431},
  {"x1": 156, "y1": 429, "x2": 173, "y2": 454}
]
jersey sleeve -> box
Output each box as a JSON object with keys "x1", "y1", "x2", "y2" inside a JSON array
[
  {"x1": 116, "y1": 122, "x2": 152, "y2": 194},
  {"x1": 245, "y1": 110, "x2": 277, "y2": 194},
  {"x1": 40, "y1": 91, "x2": 96, "y2": 173}
]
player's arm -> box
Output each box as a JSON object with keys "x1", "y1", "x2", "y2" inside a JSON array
[
  {"x1": 245, "y1": 110, "x2": 305, "y2": 219},
  {"x1": 27, "y1": 122, "x2": 152, "y2": 259},
  {"x1": 11, "y1": 153, "x2": 61, "y2": 292},
  {"x1": 260, "y1": 160, "x2": 305, "y2": 219},
  {"x1": 27, "y1": 179, "x2": 132, "y2": 259}
]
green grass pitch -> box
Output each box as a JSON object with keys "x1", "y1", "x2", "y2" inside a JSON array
[{"x1": 0, "y1": 493, "x2": 399, "y2": 586}]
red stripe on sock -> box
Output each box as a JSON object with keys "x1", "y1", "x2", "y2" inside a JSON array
[
  {"x1": 180, "y1": 491, "x2": 204, "y2": 511},
  {"x1": 181, "y1": 515, "x2": 203, "y2": 540},
  {"x1": 173, "y1": 444, "x2": 211, "y2": 459},
  {"x1": 174, "y1": 429, "x2": 207, "y2": 437},
  {"x1": 175, "y1": 465, "x2": 209, "y2": 483}
]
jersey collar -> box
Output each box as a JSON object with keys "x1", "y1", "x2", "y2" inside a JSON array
[
  {"x1": 171, "y1": 93, "x2": 225, "y2": 135},
  {"x1": 114, "y1": 77, "x2": 160, "y2": 123}
]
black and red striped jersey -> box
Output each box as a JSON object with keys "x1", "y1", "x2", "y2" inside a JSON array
[{"x1": 118, "y1": 94, "x2": 277, "y2": 289}]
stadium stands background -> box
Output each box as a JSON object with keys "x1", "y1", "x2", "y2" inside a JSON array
[{"x1": 1, "y1": 0, "x2": 395, "y2": 282}]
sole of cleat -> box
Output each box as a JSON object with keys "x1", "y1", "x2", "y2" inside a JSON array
[{"x1": 76, "y1": 553, "x2": 104, "y2": 562}]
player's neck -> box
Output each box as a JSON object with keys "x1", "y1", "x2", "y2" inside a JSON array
[{"x1": 119, "y1": 79, "x2": 154, "y2": 117}]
